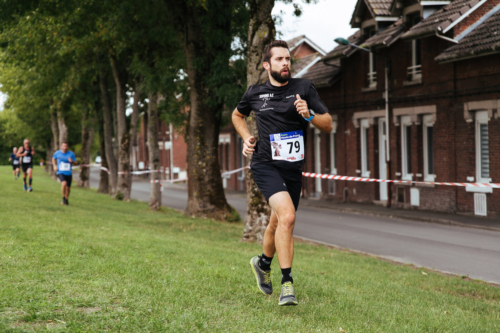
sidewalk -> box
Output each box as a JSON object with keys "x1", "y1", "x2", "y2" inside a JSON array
[{"x1": 300, "y1": 198, "x2": 500, "y2": 232}]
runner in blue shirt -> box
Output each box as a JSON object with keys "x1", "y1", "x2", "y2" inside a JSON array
[
  {"x1": 52, "y1": 142, "x2": 77, "y2": 205},
  {"x1": 9, "y1": 147, "x2": 20, "y2": 180}
]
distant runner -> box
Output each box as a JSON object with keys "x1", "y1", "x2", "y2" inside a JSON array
[
  {"x1": 17, "y1": 139, "x2": 35, "y2": 192},
  {"x1": 52, "y1": 142, "x2": 77, "y2": 206},
  {"x1": 9, "y1": 147, "x2": 20, "y2": 180},
  {"x1": 232, "y1": 40, "x2": 332, "y2": 306}
]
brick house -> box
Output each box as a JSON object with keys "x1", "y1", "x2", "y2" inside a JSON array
[
  {"x1": 299, "y1": 0, "x2": 500, "y2": 218},
  {"x1": 134, "y1": 112, "x2": 188, "y2": 180}
]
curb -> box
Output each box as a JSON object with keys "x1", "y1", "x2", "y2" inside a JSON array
[{"x1": 299, "y1": 202, "x2": 500, "y2": 233}]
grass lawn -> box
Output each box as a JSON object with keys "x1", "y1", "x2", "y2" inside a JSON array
[{"x1": 0, "y1": 166, "x2": 499, "y2": 332}]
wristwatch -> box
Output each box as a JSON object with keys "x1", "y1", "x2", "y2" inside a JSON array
[{"x1": 305, "y1": 109, "x2": 315, "y2": 122}]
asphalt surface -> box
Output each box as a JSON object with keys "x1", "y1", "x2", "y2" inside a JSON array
[{"x1": 88, "y1": 169, "x2": 500, "y2": 284}]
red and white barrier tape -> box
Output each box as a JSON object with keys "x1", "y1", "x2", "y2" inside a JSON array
[
  {"x1": 302, "y1": 172, "x2": 500, "y2": 189},
  {"x1": 76, "y1": 163, "x2": 498, "y2": 189}
]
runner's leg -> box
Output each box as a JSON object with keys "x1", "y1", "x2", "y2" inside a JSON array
[
  {"x1": 268, "y1": 191, "x2": 295, "y2": 271},
  {"x1": 262, "y1": 210, "x2": 278, "y2": 258},
  {"x1": 28, "y1": 168, "x2": 33, "y2": 190}
]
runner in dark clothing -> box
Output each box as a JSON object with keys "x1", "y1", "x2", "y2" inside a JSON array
[
  {"x1": 232, "y1": 40, "x2": 333, "y2": 306},
  {"x1": 17, "y1": 139, "x2": 35, "y2": 192},
  {"x1": 9, "y1": 147, "x2": 20, "y2": 180}
]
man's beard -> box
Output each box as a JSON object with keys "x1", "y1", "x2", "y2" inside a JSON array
[{"x1": 270, "y1": 66, "x2": 291, "y2": 84}]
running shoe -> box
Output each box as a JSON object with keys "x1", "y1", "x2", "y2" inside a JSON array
[
  {"x1": 278, "y1": 282, "x2": 298, "y2": 306},
  {"x1": 250, "y1": 256, "x2": 273, "y2": 295},
  {"x1": 23, "y1": 183, "x2": 27, "y2": 191},
  {"x1": 61, "y1": 197, "x2": 66, "y2": 205},
  {"x1": 28, "y1": 187, "x2": 33, "y2": 192}
]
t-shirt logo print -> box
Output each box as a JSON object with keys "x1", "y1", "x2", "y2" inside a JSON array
[{"x1": 261, "y1": 97, "x2": 270, "y2": 109}]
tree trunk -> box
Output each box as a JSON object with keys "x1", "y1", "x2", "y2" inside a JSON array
[
  {"x1": 147, "y1": 93, "x2": 161, "y2": 210},
  {"x1": 78, "y1": 107, "x2": 94, "y2": 188},
  {"x1": 99, "y1": 65, "x2": 118, "y2": 195},
  {"x1": 50, "y1": 111, "x2": 59, "y2": 179},
  {"x1": 242, "y1": 0, "x2": 275, "y2": 242},
  {"x1": 46, "y1": 141, "x2": 54, "y2": 176},
  {"x1": 57, "y1": 110, "x2": 68, "y2": 144},
  {"x1": 110, "y1": 56, "x2": 131, "y2": 201},
  {"x1": 96, "y1": 101, "x2": 110, "y2": 194},
  {"x1": 127, "y1": 79, "x2": 142, "y2": 192},
  {"x1": 182, "y1": 13, "x2": 235, "y2": 221}
]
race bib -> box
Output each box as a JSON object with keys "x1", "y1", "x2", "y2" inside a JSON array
[
  {"x1": 59, "y1": 162, "x2": 71, "y2": 171},
  {"x1": 270, "y1": 130, "x2": 304, "y2": 162},
  {"x1": 23, "y1": 156, "x2": 31, "y2": 163},
  {"x1": 13, "y1": 160, "x2": 19, "y2": 165}
]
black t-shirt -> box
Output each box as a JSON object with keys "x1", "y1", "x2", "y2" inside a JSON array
[{"x1": 237, "y1": 78, "x2": 328, "y2": 165}]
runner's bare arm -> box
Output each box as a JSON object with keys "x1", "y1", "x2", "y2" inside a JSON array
[
  {"x1": 32, "y1": 148, "x2": 35, "y2": 156},
  {"x1": 294, "y1": 95, "x2": 333, "y2": 133},
  {"x1": 52, "y1": 158, "x2": 58, "y2": 172},
  {"x1": 310, "y1": 113, "x2": 333, "y2": 133},
  {"x1": 232, "y1": 108, "x2": 256, "y2": 157},
  {"x1": 16, "y1": 147, "x2": 25, "y2": 157}
]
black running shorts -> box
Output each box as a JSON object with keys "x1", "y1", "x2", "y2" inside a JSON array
[
  {"x1": 250, "y1": 161, "x2": 303, "y2": 211},
  {"x1": 12, "y1": 163, "x2": 19, "y2": 170},
  {"x1": 21, "y1": 163, "x2": 33, "y2": 173},
  {"x1": 57, "y1": 174, "x2": 73, "y2": 187}
]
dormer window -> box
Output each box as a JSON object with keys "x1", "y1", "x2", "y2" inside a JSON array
[
  {"x1": 406, "y1": 13, "x2": 422, "y2": 82},
  {"x1": 364, "y1": 27, "x2": 377, "y2": 88}
]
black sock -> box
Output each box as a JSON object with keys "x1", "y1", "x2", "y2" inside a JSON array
[
  {"x1": 29, "y1": 178, "x2": 32, "y2": 186},
  {"x1": 258, "y1": 253, "x2": 273, "y2": 271},
  {"x1": 23, "y1": 178, "x2": 26, "y2": 184},
  {"x1": 281, "y1": 267, "x2": 293, "y2": 284}
]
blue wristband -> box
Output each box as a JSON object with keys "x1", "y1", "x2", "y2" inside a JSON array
[{"x1": 305, "y1": 114, "x2": 314, "y2": 122}]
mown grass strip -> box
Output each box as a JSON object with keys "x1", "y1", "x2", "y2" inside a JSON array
[{"x1": 0, "y1": 166, "x2": 499, "y2": 332}]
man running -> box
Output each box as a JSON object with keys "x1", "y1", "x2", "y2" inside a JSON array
[
  {"x1": 52, "y1": 142, "x2": 76, "y2": 205},
  {"x1": 9, "y1": 147, "x2": 20, "y2": 180},
  {"x1": 17, "y1": 139, "x2": 35, "y2": 192},
  {"x1": 232, "y1": 40, "x2": 332, "y2": 306}
]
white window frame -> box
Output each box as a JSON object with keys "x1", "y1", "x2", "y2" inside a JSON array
[
  {"x1": 401, "y1": 115, "x2": 413, "y2": 181},
  {"x1": 368, "y1": 52, "x2": 377, "y2": 88},
  {"x1": 475, "y1": 111, "x2": 491, "y2": 184},
  {"x1": 422, "y1": 114, "x2": 436, "y2": 182},
  {"x1": 360, "y1": 119, "x2": 370, "y2": 178},
  {"x1": 330, "y1": 121, "x2": 337, "y2": 175},
  {"x1": 408, "y1": 40, "x2": 422, "y2": 81}
]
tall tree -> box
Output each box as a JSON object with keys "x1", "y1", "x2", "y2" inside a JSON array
[
  {"x1": 147, "y1": 93, "x2": 161, "y2": 209},
  {"x1": 241, "y1": 0, "x2": 276, "y2": 242},
  {"x1": 169, "y1": 0, "x2": 244, "y2": 221}
]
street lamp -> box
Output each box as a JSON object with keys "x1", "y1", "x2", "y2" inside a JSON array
[{"x1": 335, "y1": 37, "x2": 392, "y2": 205}]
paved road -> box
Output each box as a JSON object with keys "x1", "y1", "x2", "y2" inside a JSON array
[{"x1": 88, "y1": 170, "x2": 500, "y2": 284}]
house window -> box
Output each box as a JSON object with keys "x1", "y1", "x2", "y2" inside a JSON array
[
  {"x1": 360, "y1": 119, "x2": 370, "y2": 177},
  {"x1": 330, "y1": 124, "x2": 337, "y2": 175},
  {"x1": 475, "y1": 111, "x2": 490, "y2": 183},
  {"x1": 365, "y1": 27, "x2": 377, "y2": 88},
  {"x1": 329, "y1": 121, "x2": 337, "y2": 195},
  {"x1": 423, "y1": 114, "x2": 435, "y2": 181},
  {"x1": 401, "y1": 116, "x2": 413, "y2": 180},
  {"x1": 406, "y1": 13, "x2": 422, "y2": 81}
]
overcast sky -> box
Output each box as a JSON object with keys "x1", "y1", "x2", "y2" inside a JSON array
[
  {"x1": 0, "y1": 1, "x2": 358, "y2": 111},
  {"x1": 273, "y1": 0, "x2": 358, "y2": 53}
]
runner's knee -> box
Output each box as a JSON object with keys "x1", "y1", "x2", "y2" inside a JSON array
[{"x1": 278, "y1": 212, "x2": 295, "y2": 231}]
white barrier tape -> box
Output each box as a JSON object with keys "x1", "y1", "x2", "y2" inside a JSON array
[
  {"x1": 151, "y1": 178, "x2": 188, "y2": 184},
  {"x1": 221, "y1": 166, "x2": 249, "y2": 177},
  {"x1": 302, "y1": 172, "x2": 500, "y2": 189}
]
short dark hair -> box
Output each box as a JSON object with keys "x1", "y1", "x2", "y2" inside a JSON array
[
  {"x1": 61, "y1": 141, "x2": 68, "y2": 145},
  {"x1": 262, "y1": 40, "x2": 289, "y2": 63}
]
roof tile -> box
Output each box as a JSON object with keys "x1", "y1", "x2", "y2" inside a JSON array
[
  {"x1": 361, "y1": 19, "x2": 404, "y2": 48},
  {"x1": 403, "y1": 0, "x2": 479, "y2": 39},
  {"x1": 435, "y1": 9, "x2": 500, "y2": 62}
]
